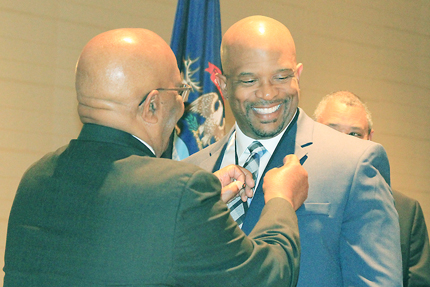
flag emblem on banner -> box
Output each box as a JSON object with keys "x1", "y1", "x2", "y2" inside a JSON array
[{"x1": 170, "y1": 0, "x2": 224, "y2": 160}]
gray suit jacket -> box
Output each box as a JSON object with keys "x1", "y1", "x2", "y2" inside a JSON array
[
  {"x1": 185, "y1": 108, "x2": 403, "y2": 286},
  {"x1": 4, "y1": 123, "x2": 301, "y2": 287},
  {"x1": 393, "y1": 190, "x2": 430, "y2": 287}
]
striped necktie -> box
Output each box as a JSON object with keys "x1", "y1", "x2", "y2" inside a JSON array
[{"x1": 227, "y1": 141, "x2": 267, "y2": 227}]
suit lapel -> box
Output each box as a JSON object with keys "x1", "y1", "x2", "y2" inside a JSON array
[
  {"x1": 199, "y1": 127, "x2": 234, "y2": 173},
  {"x1": 211, "y1": 139, "x2": 229, "y2": 173}
]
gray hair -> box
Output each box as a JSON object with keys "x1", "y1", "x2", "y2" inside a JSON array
[{"x1": 313, "y1": 90, "x2": 373, "y2": 133}]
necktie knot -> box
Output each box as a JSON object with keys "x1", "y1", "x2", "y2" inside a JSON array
[{"x1": 248, "y1": 141, "x2": 266, "y2": 156}]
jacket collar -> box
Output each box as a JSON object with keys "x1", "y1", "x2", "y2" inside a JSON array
[
  {"x1": 293, "y1": 108, "x2": 314, "y2": 162},
  {"x1": 78, "y1": 123, "x2": 156, "y2": 157}
]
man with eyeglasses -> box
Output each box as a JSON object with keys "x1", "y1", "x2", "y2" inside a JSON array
[
  {"x1": 185, "y1": 15, "x2": 402, "y2": 286},
  {"x1": 314, "y1": 90, "x2": 430, "y2": 287},
  {"x1": 3, "y1": 28, "x2": 309, "y2": 286}
]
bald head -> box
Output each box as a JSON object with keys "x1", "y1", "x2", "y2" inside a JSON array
[
  {"x1": 75, "y1": 28, "x2": 184, "y2": 156},
  {"x1": 221, "y1": 15, "x2": 297, "y2": 74},
  {"x1": 76, "y1": 28, "x2": 179, "y2": 127}
]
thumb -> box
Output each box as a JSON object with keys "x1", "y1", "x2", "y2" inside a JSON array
[{"x1": 221, "y1": 181, "x2": 244, "y2": 204}]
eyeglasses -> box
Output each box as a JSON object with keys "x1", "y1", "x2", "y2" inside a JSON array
[{"x1": 138, "y1": 84, "x2": 192, "y2": 106}]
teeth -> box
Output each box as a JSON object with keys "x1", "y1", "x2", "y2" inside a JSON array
[{"x1": 253, "y1": 104, "x2": 280, "y2": 114}]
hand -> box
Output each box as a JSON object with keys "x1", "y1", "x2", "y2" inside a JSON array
[
  {"x1": 213, "y1": 164, "x2": 255, "y2": 203},
  {"x1": 262, "y1": 154, "x2": 308, "y2": 210}
]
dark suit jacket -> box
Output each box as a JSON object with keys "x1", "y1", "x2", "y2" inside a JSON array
[
  {"x1": 3, "y1": 124, "x2": 301, "y2": 287},
  {"x1": 185, "y1": 108, "x2": 403, "y2": 286},
  {"x1": 393, "y1": 190, "x2": 430, "y2": 287}
]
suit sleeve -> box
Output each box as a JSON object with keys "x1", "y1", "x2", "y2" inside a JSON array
[
  {"x1": 170, "y1": 169, "x2": 301, "y2": 287},
  {"x1": 340, "y1": 144, "x2": 403, "y2": 286},
  {"x1": 408, "y1": 201, "x2": 430, "y2": 286}
]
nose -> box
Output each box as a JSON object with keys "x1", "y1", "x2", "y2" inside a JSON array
[{"x1": 256, "y1": 79, "x2": 277, "y2": 100}]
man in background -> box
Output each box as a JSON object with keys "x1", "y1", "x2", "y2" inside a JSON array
[
  {"x1": 3, "y1": 28, "x2": 309, "y2": 287},
  {"x1": 314, "y1": 90, "x2": 430, "y2": 287},
  {"x1": 185, "y1": 15, "x2": 402, "y2": 286}
]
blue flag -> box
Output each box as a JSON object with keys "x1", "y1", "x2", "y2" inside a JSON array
[{"x1": 170, "y1": 0, "x2": 225, "y2": 160}]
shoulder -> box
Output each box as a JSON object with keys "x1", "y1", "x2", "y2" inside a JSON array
[
  {"x1": 298, "y1": 113, "x2": 390, "y2": 183},
  {"x1": 392, "y1": 190, "x2": 423, "y2": 217},
  {"x1": 392, "y1": 190, "x2": 417, "y2": 205},
  {"x1": 298, "y1": 109, "x2": 386, "y2": 157},
  {"x1": 304, "y1": 119, "x2": 388, "y2": 166},
  {"x1": 106, "y1": 156, "x2": 222, "y2": 206},
  {"x1": 21, "y1": 144, "x2": 68, "y2": 179},
  {"x1": 127, "y1": 156, "x2": 217, "y2": 183}
]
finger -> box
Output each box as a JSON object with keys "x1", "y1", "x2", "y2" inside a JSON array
[
  {"x1": 233, "y1": 166, "x2": 254, "y2": 201},
  {"x1": 240, "y1": 185, "x2": 253, "y2": 202},
  {"x1": 243, "y1": 183, "x2": 254, "y2": 200},
  {"x1": 236, "y1": 166, "x2": 255, "y2": 189},
  {"x1": 214, "y1": 165, "x2": 255, "y2": 191},
  {"x1": 214, "y1": 165, "x2": 245, "y2": 187},
  {"x1": 231, "y1": 166, "x2": 246, "y2": 185},
  {"x1": 245, "y1": 173, "x2": 255, "y2": 190}
]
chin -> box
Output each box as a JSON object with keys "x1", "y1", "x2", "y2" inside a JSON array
[{"x1": 251, "y1": 119, "x2": 288, "y2": 138}]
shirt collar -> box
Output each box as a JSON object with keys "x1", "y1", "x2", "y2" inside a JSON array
[{"x1": 132, "y1": 135, "x2": 156, "y2": 156}]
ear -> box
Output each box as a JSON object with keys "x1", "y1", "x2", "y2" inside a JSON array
[
  {"x1": 368, "y1": 129, "x2": 374, "y2": 141},
  {"x1": 295, "y1": 63, "x2": 304, "y2": 80},
  {"x1": 139, "y1": 90, "x2": 160, "y2": 124},
  {"x1": 215, "y1": 73, "x2": 228, "y2": 98}
]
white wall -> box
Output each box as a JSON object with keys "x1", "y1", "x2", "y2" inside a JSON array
[{"x1": 0, "y1": 0, "x2": 429, "y2": 284}]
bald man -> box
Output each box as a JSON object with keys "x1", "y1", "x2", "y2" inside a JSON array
[
  {"x1": 185, "y1": 16, "x2": 403, "y2": 286},
  {"x1": 3, "y1": 28, "x2": 309, "y2": 286},
  {"x1": 314, "y1": 90, "x2": 430, "y2": 287}
]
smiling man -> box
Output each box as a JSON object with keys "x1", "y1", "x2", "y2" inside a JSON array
[
  {"x1": 185, "y1": 16, "x2": 403, "y2": 286},
  {"x1": 218, "y1": 18, "x2": 302, "y2": 140}
]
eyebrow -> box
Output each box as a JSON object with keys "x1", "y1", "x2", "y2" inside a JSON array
[
  {"x1": 328, "y1": 123, "x2": 365, "y2": 131},
  {"x1": 236, "y1": 72, "x2": 255, "y2": 78},
  {"x1": 235, "y1": 68, "x2": 295, "y2": 78},
  {"x1": 276, "y1": 68, "x2": 295, "y2": 73}
]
